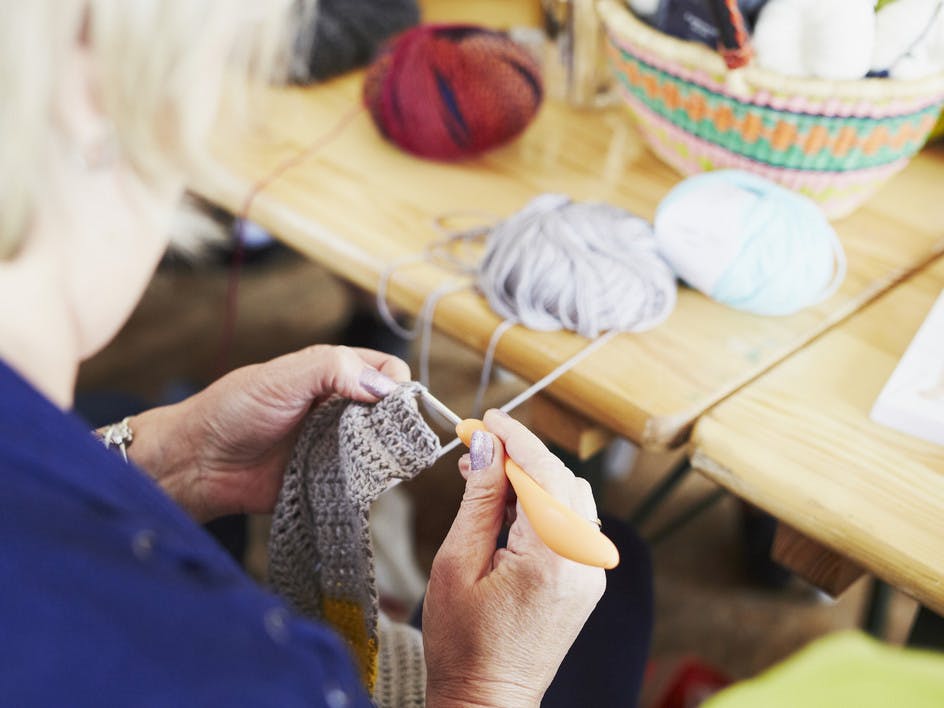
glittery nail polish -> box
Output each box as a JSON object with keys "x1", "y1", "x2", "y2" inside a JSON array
[
  {"x1": 469, "y1": 430, "x2": 493, "y2": 471},
  {"x1": 359, "y1": 368, "x2": 397, "y2": 398}
]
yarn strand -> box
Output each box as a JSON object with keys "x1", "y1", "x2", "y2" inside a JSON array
[
  {"x1": 472, "y1": 318, "x2": 517, "y2": 418},
  {"x1": 215, "y1": 105, "x2": 365, "y2": 375},
  {"x1": 498, "y1": 330, "x2": 620, "y2": 416},
  {"x1": 376, "y1": 254, "x2": 431, "y2": 340},
  {"x1": 417, "y1": 281, "x2": 470, "y2": 396},
  {"x1": 430, "y1": 329, "x2": 621, "y2": 462}
]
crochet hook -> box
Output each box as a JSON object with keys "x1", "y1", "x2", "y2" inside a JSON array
[{"x1": 418, "y1": 389, "x2": 620, "y2": 570}]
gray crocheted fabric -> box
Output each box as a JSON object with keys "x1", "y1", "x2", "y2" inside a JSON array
[{"x1": 268, "y1": 382, "x2": 439, "y2": 705}]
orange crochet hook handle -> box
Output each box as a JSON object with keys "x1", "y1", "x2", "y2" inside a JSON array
[{"x1": 456, "y1": 419, "x2": 620, "y2": 570}]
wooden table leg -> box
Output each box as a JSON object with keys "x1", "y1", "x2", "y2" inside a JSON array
[
  {"x1": 528, "y1": 393, "x2": 614, "y2": 461},
  {"x1": 908, "y1": 606, "x2": 944, "y2": 650},
  {"x1": 772, "y1": 523, "x2": 867, "y2": 598}
]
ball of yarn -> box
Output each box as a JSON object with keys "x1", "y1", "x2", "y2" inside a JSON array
[
  {"x1": 478, "y1": 194, "x2": 677, "y2": 338},
  {"x1": 628, "y1": 0, "x2": 661, "y2": 19},
  {"x1": 363, "y1": 24, "x2": 543, "y2": 161},
  {"x1": 752, "y1": 0, "x2": 875, "y2": 80},
  {"x1": 654, "y1": 171, "x2": 846, "y2": 316},
  {"x1": 290, "y1": 0, "x2": 420, "y2": 83},
  {"x1": 871, "y1": 0, "x2": 944, "y2": 79}
]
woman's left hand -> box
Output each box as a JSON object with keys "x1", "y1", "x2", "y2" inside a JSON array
[{"x1": 126, "y1": 345, "x2": 409, "y2": 522}]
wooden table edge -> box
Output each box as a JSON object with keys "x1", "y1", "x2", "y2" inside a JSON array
[{"x1": 689, "y1": 420, "x2": 944, "y2": 617}]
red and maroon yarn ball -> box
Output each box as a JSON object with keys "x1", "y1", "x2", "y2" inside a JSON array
[{"x1": 363, "y1": 24, "x2": 543, "y2": 161}]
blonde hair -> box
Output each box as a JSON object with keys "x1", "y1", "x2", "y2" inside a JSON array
[{"x1": 0, "y1": 0, "x2": 300, "y2": 259}]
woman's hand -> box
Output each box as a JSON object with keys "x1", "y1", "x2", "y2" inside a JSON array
[
  {"x1": 127, "y1": 345, "x2": 409, "y2": 522},
  {"x1": 423, "y1": 410, "x2": 606, "y2": 708}
]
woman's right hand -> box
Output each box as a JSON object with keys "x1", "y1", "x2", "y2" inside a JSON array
[{"x1": 423, "y1": 409, "x2": 606, "y2": 708}]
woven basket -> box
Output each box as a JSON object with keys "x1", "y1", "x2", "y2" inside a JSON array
[{"x1": 598, "y1": 0, "x2": 944, "y2": 218}]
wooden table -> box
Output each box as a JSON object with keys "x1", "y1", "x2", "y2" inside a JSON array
[
  {"x1": 186, "y1": 0, "x2": 944, "y2": 453},
  {"x1": 692, "y1": 257, "x2": 944, "y2": 615},
  {"x1": 192, "y1": 67, "x2": 944, "y2": 450}
]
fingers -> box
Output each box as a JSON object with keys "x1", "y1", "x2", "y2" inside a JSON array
[
  {"x1": 342, "y1": 347, "x2": 411, "y2": 401},
  {"x1": 258, "y1": 345, "x2": 412, "y2": 408},
  {"x1": 458, "y1": 453, "x2": 517, "y2": 526},
  {"x1": 482, "y1": 409, "x2": 601, "y2": 557},
  {"x1": 317, "y1": 346, "x2": 387, "y2": 402},
  {"x1": 569, "y1": 476, "x2": 598, "y2": 523},
  {"x1": 482, "y1": 409, "x2": 573, "y2": 504},
  {"x1": 347, "y1": 347, "x2": 411, "y2": 383},
  {"x1": 435, "y1": 431, "x2": 510, "y2": 585},
  {"x1": 457, "y1": 453, "x2": 471, "y2": 479}
]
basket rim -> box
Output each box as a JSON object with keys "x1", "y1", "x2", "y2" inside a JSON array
[{"x1": 597, "y1": 0, "x2": 944, "y2": 101}]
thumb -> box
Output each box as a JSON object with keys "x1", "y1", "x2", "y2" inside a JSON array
[{"x1": 436, "y1": 431, "x2": 510, "y2": 584}]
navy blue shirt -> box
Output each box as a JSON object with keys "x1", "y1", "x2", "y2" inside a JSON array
[{"x1": 0, "y1": 361, "x2": 372, "y2": 707}]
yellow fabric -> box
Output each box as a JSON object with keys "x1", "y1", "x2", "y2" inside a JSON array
[
  {"x1": 705, "y1": 631, "x2": 944, "y2": 708},
  {"x1": 322, "y1": 597, "x2": 379, "y2": 692}
]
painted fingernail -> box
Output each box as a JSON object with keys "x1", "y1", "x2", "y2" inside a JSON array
[
  {"x1": 359, "y1": 368, "x2": 397, "y2": 398},
  {"x1": 469, "y1": 430, "x2": 493, "y2": 471}
]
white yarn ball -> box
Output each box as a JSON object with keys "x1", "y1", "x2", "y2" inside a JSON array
[
  {"x1": 753, "y1": 0, "x2": 876, "y2": 80},
  {"x1": 894, "y1": 24, "x2": 944, "y2": 79},
  {"x1": 654, "y1": 171, "x2": 846, "y2": 316},
  {"x1": 477, "y1": 194, "x2": 677, "y2": 338},
  {"x1": 654, "y1": 181, "x2": 751, "y2": 297},
  {"x1": 628, "y1": 0, "x2": 661, "y2": 17},
  {"x1": 872, "y1": 0, "x2": 944, "y2": 78}
]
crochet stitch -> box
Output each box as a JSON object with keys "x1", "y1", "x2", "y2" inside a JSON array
[{"x1": 268, "y1": 382, "x2": 440, "y2": 704}]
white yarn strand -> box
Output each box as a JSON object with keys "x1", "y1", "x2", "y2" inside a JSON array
[
  {"x1": 376, "y1": 213, "x2": 496, "y2": 340},
  {"x1": 375, "y1": 248, "x2": 470, "y2": 427},
  {"x1": 472, "y1": 318, "x2": 517, "y2": 418},
  {"x1": 376, "y1": 253, "x2": 430, "y2": 340},
  {"x1": 417, "y1": 281, "x2": 468, "y2": 392},
  {"x1": 434, "y1": 329, "x2": 621, "y2": 458},
  {"x1": 415, "y1": 281, "x2": 470, "y2": 428},
  {"x1": 498, "y1": 330, "x2": 620, "y2": 415}
]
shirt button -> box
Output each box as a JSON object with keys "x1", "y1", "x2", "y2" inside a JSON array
[
  {"x1": 325, "y1": 687, "x2": 350, "y2": 708},
  {"x1": 264, "y1": 607, "x2": 290, "y2": 644},
  {"x1": 132, "y1": 529, "x2": 157, "y2": 560}
]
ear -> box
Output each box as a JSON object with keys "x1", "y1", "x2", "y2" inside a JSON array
[{"x1": 55, "y1": 17, "x2": 115, "y2": 171}]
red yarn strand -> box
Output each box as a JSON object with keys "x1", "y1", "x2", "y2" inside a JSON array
[{"x1": 214, "y1": 105, "x2": 365, "y2": 377}]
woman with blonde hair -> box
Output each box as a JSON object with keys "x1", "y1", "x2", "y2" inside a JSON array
[{"x1": 0, "y1": 2, "x2": 630, "y2": 705}]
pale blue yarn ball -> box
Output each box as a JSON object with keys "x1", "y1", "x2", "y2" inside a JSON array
[{"x1": 654, "y1": 170, "x2": 846, "y2": 316}]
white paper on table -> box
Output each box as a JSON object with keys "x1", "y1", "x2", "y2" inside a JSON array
[{"x1": 870, "y1": 289, "x2": 944, "y2": 446}]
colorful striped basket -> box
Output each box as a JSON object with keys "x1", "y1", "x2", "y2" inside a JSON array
[{"x1": 598, "y1": 0, "x2": 944, "y2": 218}]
